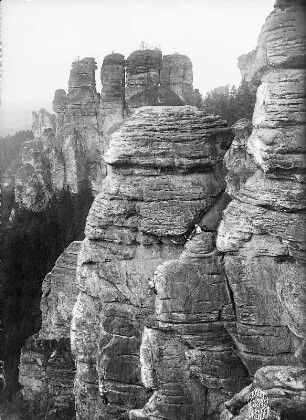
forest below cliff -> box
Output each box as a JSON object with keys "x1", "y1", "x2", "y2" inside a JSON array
[{"x1": 0, "y1": 186, "x2": 93, "y2": 410}]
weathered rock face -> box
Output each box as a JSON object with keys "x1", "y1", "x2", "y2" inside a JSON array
[
  {"x1": 218, "y1": 0, "x2": 306, "y2": 417},
  {"x1": 125, "y1": 51, "x2": 194, "y2": 113},
  {"x1": 128, "y1": 120, "x2": 255, "y2": 420},
  {"x1": 1, "y1": 109, "x2": 58, "y2": 211},
  {"x1": 224, "y1": 119, "x2": 256, "y2": 197},
  {"x1": 71, "y1": 106, "x2": 234, "y2": 419},
  {"x1": 19, "y1": 242, "x2": 81, "y2": 419},
  {"x1": 239, "y1": 0, "x2": 305, "y2": 84}
]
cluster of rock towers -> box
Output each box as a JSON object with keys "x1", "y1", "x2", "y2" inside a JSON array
[{"x1": 7, "y1": 0, "x2": 306, "y2": 419}]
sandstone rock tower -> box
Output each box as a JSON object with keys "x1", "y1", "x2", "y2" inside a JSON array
[
  {"x1": 217, "y1": 0, "x2": 306, "y2": 417},
  {"x1": 70, "y1": 106, "x2": 233, "y2": 419},
  {"x1": 52, "y1": 57, "x2": 104, "y2": 195},
  {"x1": 15, "y1": 1, "x2": 306, "y2": 418}
]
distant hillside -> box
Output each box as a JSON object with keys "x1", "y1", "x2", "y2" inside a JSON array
[{"x1": 0, "y1": 101, "x2": 53, "y2": 136}]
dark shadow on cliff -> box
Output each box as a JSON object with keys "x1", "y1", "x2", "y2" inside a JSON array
[{"x1": 0, "y1": 183, "x2": 94, "y2": 416}]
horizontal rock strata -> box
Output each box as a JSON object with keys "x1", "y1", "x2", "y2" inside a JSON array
[
  {"x1": 71, "y1": 105, "x2": 234, "y2": 419},
  {"x1": 218, "y1": 0, "x2": 306, "y2": 417}
]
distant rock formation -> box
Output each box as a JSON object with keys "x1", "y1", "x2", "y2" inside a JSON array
[
  {"x1": 2, "y1": 51, "x2": 196, "y2": 213},
  {"x1": 221, "y1": 366, "x2": 306, "y2": 420},
  {"x1": 218, "y1": 0, "x2": 306, "y2": 418},
  {"x1": 70, "y1": 106, "x2": 233, "y2": 419},
  {"x1": 19, "y1": 242, "x2": 81, "y2": 419},
  {"x1": 52, "y1": 57, "x2": 104, "y2": 195},
  {"x1": 2, "y1": 109, "x2": 56, "y2": 212}
]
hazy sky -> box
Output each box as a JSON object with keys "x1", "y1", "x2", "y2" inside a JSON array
[{"x1": 2, "y1": 0, "x2": 275, "y2": 105}]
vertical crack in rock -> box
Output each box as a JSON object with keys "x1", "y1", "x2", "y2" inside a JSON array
[
  {"x1": 217, "y1": 0, "x2": 306, "y2": 418},
  {"x1": 71, "y1": 105, "x2": 234, "y2": 419},
  {"x1": 19, "y1": 242, "x2": 81, "y2": 418}
]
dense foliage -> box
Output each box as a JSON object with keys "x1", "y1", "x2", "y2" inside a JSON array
[
  {"x1": 0, "y1": 130, "x2": 33, "y2": 174},
  {"x1": 194, "y1": 80, "x2": 258, "y2": 126},
  {"x1": 0, "y1": 186, "x2": 94, "y2": 399}
]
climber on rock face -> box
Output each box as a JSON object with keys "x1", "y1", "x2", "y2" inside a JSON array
[
  {"x1": 187, "y1": 224, "x2": 202, "y2": 241},
  {"x1": 100, "y1": 381, "x2": 110, "y2": 405},
  {"x1": 101, "y1": 389, "x2": 109, "y2": 405},
  {"x1": 100, "y1": 368, "x2": 110, "y2": 405},
  {"x1": 195, "y1": 224, "x2": 202, "y2": 234},
  {"x1": 148, "y1": 277, "x2": 157, "y2": 294}
]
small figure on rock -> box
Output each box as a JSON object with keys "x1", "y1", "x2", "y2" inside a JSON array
[
  {"x1": 100, "y1": 384, "x2": 110, "y2": 405},
  {"x1": 187, "y1": 224, "x2": 202, "y2": 241},
  {"x1": 148, "y1": 277, "x2": 157, "y2": 294},
  {"x1": 101, "y1": 388, "x2": 109, "y2": 405},
  {"x1": 195, "y1": 224, "x2": 202, "y2": 234},
  {"x1": 100, "y1": 368, "x2": 110, "y2": 405}
]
